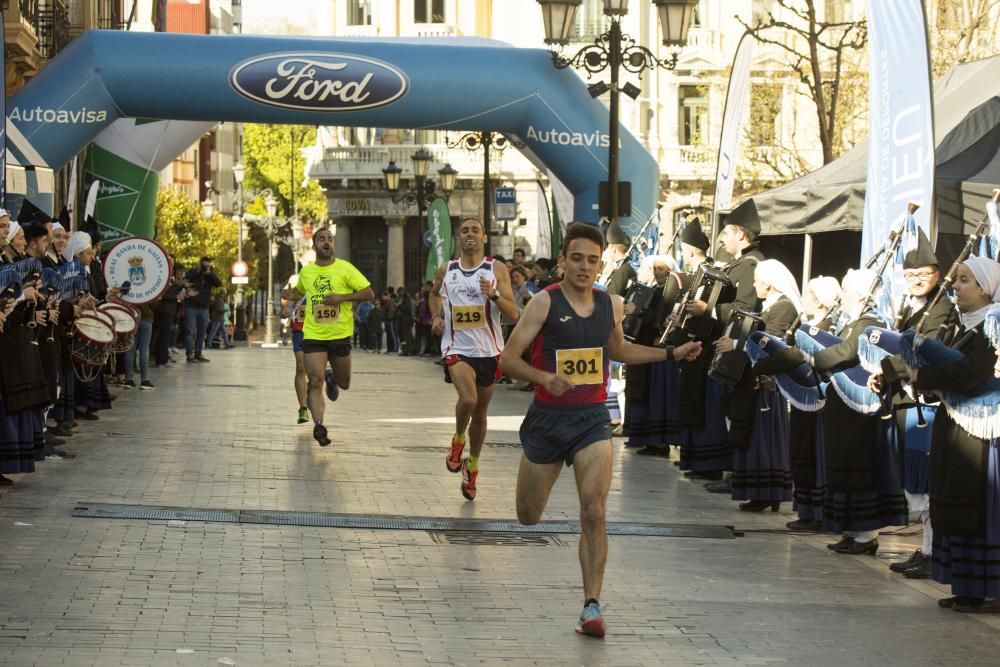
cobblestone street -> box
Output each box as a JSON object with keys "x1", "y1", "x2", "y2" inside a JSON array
[{"x1": 1, "y1": 348, "x2": 999, "y2": 666}]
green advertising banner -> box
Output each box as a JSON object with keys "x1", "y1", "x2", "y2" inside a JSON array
[
  {"x1": 425, "y1": 197, "x2": 453, "y2": 282},
  {"x1": 83, "y1": 145, "x2": 158, "y2": 242}
]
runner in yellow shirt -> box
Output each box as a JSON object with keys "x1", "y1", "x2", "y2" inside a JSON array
[{"x1": 283, "y1": 227, "x2": 374, "y2": 446}]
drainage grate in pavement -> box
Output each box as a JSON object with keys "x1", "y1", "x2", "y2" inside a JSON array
[
  {"x1": 197, "y1": 383, "x2": 254, "y2": 389},
  {"x1": 72, "y1": 503, "x2": 736, "y2": 539},
  {"x1": 392, "y1": 442, "x2": 522, "y2": 454},
  {"x1": 429, "y1": 531, "x2": 567, "y2": 547}
]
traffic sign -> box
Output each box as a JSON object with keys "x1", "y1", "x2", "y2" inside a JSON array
[
  {"x1": 494, "y1": 187, "x2": 517, "y2": 221},
  {"x1": 231, "y1": 260, "x2": 249, "y2": 278},
  {"x1": 231, "y1": 276, "x2": 249, "y2": 285}
]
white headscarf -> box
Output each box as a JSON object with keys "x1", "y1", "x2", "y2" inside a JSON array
[
  {"x1": 636, "y1": 254, "x2": 678, "y2": 286},
  {"x1": 755, "y1": 259, "x2": 802, "y2": 313},
  {"x1": 51, "y1": 222, "x2": 65, "y2": 233},
  {"x1": 62, "y1": 231, "x2": 93, "y2": 262},
  {"x1": 807, "y1": 276, "x2": 841, "y2": 310},
  {"x1": 840, "y1": 268, "x2": 878, "y2": 319},
  {"x1": 964, "y1": 256, "x2": 1000, "y2": 302},
  {"x1": 0, "y1": 209, "x2": 9, "y2": 220},
  {"x1": 961, "y1": 256, "x2": 1000, "y2": 328},
  {"x1": 6, "y1": 221, "x2": 22, "y2": 244}
]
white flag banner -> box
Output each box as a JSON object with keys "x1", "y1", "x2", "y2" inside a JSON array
[
  {"x1": 862, "y1": 0, "x2": 935, "y2": 265},
  {"x1": 535, "y1": 180, "x2": 551, "y2": 258},
  {"x1": 713, "y1": 32, "x2": 755, "y2": 216},
  {"x1": 547, "y1": 169, "x2": 574, "y2": 228}
]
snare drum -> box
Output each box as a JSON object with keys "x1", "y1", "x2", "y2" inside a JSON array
[
  {"x1": 99, "y1": 303, "x2": 140, "y2": 353},
  {"x1": 71, "y1": 316, "x2": 114, "y2": 382}
]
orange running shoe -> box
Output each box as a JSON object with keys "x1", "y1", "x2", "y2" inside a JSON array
[
  {"x1": 446, "y1": 436, "x2": 465, "y2": 473},
  {"x1": 461, "y1": 459, "x2": 478, "y2": 501}
]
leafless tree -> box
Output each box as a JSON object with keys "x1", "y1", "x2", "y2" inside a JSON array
[{"x1": 737, "y1": 0, "x2": 867, "y2": 165}]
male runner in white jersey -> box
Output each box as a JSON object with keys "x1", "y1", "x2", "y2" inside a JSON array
[
  {"x1": 430, "y1": 218, "x2": 519, "y2": 500},
  {"x1": 501, "y1": 223, "x2": 701, "y2": 637},
  {"x1": 283, "y1": 227, "x2": 374, "y2": 446}
]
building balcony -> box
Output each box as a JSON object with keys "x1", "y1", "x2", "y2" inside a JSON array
[
  {"x1": 402, "y1": 22, "x2": 460, "y2": 38},
  {"x1": 659, "y1": 144, "x2": 715, "y2": 181},
  {"x1": 340, "y1": 23, "x2": 378, "y2": 39},
  {"x1": 310, "y1": 142, "x2": 536, "y2": 185}
]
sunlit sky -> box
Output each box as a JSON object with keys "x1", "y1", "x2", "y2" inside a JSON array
[{"x1": 240, "y1": 0, "x2": 335, "y2": 36}]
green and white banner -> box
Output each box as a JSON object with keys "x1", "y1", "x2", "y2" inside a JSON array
[
  {"x1": 425, "y1": 197, "x2": 453, "y2": 281},
  {"x1": 83, "y1": 118, "x2": 213, "y2": 241}
]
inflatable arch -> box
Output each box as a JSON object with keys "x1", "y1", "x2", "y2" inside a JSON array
[{"x1": 7, "y1": 31, "x2": 658, "y2": 238}]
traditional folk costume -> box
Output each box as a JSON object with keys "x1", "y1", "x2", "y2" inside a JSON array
[
  {"x1": 812, "y1": 270, "x2": 907, "y2": 553},
  {"x1": 727, "y1": 260, "x2": 798, "y2": 509},
  {"x1": 914, "y1": 258, "x2": 1000, "y2": 611}
]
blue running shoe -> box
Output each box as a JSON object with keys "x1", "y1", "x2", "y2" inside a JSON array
[
  {"x1": 325, "y1": 369, "x2": 339, "y2": 402},
  {"x1": 574, "y1": 601, "x2": 606, "y2": 638}
]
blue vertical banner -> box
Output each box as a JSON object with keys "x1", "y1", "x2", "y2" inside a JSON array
[
  {"x1": 862, "y1": 1, "x2": 935, "y2": 269},
  {"x1": 1, "y1": 21, "x2": 6, "y2": 207}
]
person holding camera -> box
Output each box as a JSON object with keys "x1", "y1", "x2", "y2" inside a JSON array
[{"x1": 183, "y1": 256, "x2": 221, "y2": 363}]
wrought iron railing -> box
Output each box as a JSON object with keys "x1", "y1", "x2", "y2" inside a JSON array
[{"x1": 36, "y1": 0, "x2": 70, "y2": 59}]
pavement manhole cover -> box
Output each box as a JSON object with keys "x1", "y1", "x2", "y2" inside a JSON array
[{"x1": 429, "y1": 531, "x2": 566, "y2": 547}]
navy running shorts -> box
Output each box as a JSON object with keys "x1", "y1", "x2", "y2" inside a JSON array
[
  {"x1": 292, "y1": 330, "x2": 304, "y2": 353},
  {"x1": 519, "y1": 401, "x2": 612, "y2": 466}
]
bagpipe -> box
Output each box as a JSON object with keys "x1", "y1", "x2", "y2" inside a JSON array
[
  {"x1": 0, "y1": 268, "x2": 22, "y2": 301},
  {"x1": 707, "y1": 308, "x2": 764, "y2": 387},
  {"x1": 795, "y1": 323, "x2": 884, "y2": 415},
  {"x1": 13, "y1": 257, "x2": 43, "y2": 331},
  {"x1": 744, "y1": 330, "x2": 827, "y2": 412},
  {"x1": 658, "y1": 263, "x2": 735, "y2": 344},
  {"x1": 899, "y1": 330, "x2": 1000, "y2": 440}
]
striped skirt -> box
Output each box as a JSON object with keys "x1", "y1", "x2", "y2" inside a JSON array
[
  {"x1": 731, "y1": 388, "x2": 793, "y2": 503},
  {"x1": 932, "y1": 440, "x2": 1000, "y2": 599}
]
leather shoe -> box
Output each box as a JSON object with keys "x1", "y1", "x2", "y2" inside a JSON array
[
  {"x1": 827, "y1": 535, "x2": 854, "y2": 551},
  {"x1": 739, "y1": 500, "x2": 780, "y2": 512},
  {"x1": 939, "y1": 595, "x2": 980, "y2": 609},
  {"x1": 954, "y1": 598, "x2": 1000, "y2": 613},
  {"x1": 889, "y1": 549, "x2": 924, "y2": 573},
  {"x1": 902, "y1": 558, "x2": 931, "y2": 579},
  {"x1": 685, "y1": 470, "x2": 723, "y2": 480},
  {"x1": 44, "y1": 432, "x2": 66, "y2": 447},
  {"x1": 786, "y1": 519, "x2": 823, "y2": 532},
  {"x1": 834, "y1": 538, "x2": 878, "y2": 555},
  {"x1": 704, "y1": 479, "x2": 732, "y2": 494},
  {"x1": 51, "y1": 425, "x2": 73, "y2": 437}
]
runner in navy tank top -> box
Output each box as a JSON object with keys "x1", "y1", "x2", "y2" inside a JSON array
[{"x1": 501, "y1": 223, "x2": 702, "y2": 639}]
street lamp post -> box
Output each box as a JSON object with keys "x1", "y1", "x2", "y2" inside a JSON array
[
  {"x1": 231, "y1": 161, "x2": 248, "y2": 343},
  {"x1": 382, "y1": 149, "x2": 457, "y2": 275},
  {"x1": 537, "y1": 0, "x2": 697, "y2": 231},
  {"x1": 444, "y1": 131, "x2": 520, "y2": 255},
  {"x1": 260, "y1": 193, "x2": 287, "y2": 346}
]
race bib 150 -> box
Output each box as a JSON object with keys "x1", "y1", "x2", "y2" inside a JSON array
[{"x1": 312, "y1": 303, "x2": 340, "y2": 324}]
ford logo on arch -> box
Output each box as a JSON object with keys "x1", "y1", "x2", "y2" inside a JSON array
[{"x1": 229, "y1": 53, "x2": 409, "y2": 111}]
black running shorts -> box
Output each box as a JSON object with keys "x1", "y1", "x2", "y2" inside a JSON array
[
  {"x1": 519, "y1": 401, "x2": 612, "y2": 466},
  {"x1": 302, "y1": 337, "x2": 352, "y2": 357},
  {"x1": 443, "y1": 354, "x2": 501, "y2": 387}
]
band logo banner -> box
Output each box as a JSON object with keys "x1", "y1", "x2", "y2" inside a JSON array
[{"x1": 862, "y1": 0, "x2": 935, "y2": 265}]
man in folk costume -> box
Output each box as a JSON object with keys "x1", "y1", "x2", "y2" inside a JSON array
[
  {"x1": 601, "y1": 220, "x2": 635, "y2": 298},
  {"x1": 874, "y1": 229, "x2": 960, "y2": 578},
  {"x1": 811, "y1": 269, "x2": 907, "y2": 555},
  {"x1": 686, "y1": 199, "x2": 765, "y2": 494},
  {"x1": 674, "y1": 222, "x2": 730, "y2": 479}
]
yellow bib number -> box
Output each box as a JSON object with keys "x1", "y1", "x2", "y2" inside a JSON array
[
  {"x1": 452, "y1": 304, "x2": 486, "y2": 330},
  {"x1": 556, "y1": 348, "x2": 603, "y2": 385},
  {"x1": 312, "y1": 303, "x2": 340, "y2": 324}
]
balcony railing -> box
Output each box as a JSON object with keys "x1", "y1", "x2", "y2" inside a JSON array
[
  {"x1": 403, "y1": 22, "x2": 460, "y2": 38},
  {"x1": 311, "y1": 142, "x2": 535, "y2": 182},
  {"x1": 340, "y1": 24, "x2": 378, "y2": 39},
  {"x1": 35, "y1": 0, "x2": 70, "y2": 59}
]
